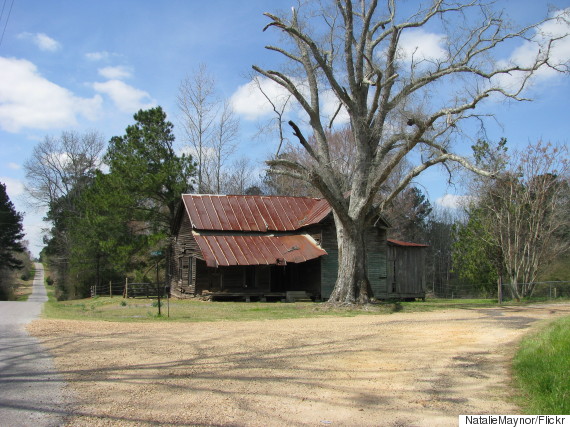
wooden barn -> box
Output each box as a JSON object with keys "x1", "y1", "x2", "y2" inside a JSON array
[
  {"x1": 386, "y1": 239, "x2": 428, "y2": 300},
  {"x1": 169, "y1": 194, "x2": 426, "y2": 301}
]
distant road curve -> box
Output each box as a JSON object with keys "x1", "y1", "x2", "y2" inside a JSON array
[{"x1": 0, "y1": 263, "x2": 73, "y2": 426}]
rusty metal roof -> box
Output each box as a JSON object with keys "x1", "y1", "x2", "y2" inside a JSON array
[
  {"x1": 297, "y1": 197, "x2": 331, "y2": 227},
  {"x1": 182, "y1": 194, "x2": 330, "y2": 232},
  {"x1": 387, "y1": 239, "x2": 429, "y2": 247},
  {"x1": 192, "y1": 232, "x2": 327, "y2": 267}
]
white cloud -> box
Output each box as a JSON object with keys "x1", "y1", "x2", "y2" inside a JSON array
[
  {"x1": 8, "y1": 162, "x2": 20, "y2": 170},
  {"x1": 321, "y1": 89, "x2": 350, "y2": 126},
  {"x1": 98, "y1": 66, "x2": 132, "y2": 80},
  {"x1": 0, "y1": 57, "x2": 103, "y2": 132},
  {"x1": 92, "y1": 79, "x2": 155, "y2": 113},
  {"x1": 18, "y1": 32, "x2": 61, "y2": 52},
  {"x1": 0, "y1": 176, "x2": 25, "y2": 197},
  {"x1": 230, "y1": 77, "x2": 294, "y2": 120},
  {"x1": 85, "y1": 51, "x2": 110, "y2": 61},
  {"x1": 436, "y1": 194, "x2": 473, "y2": 209},
  {"x1": 398, "y1": 29, "x2": 447, "y2": 63},
  {"x1": 490, "y1": 8, "x2": 570, "y2": 92}
]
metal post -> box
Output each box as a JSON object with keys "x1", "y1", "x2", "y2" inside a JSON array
[{"x1": 156, "y1": 260, "x2": 161, "y2": 316}]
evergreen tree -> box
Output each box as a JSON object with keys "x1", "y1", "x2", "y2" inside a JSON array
[
  {"x1": 0, "y1": 183, "x2": 25, "y2": 270},
  {"x1": 105, "y1": 106, "x2": 195, "y2": 232}
]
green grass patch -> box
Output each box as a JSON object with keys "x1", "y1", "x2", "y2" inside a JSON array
[
  {"x1": 13, "y1": 269, "x2": 36, "y2": 301},
  {"x1": 512, "y1": 316, "x2": 570, "y2": 414},
  {"x1": 40, "y1": 294, "x2": 564, "y2": 323}
]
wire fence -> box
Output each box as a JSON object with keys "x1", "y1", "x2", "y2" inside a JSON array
[
  {"x1": 90, "y1": 280, "x2": 168, "y2": 298},
  {"x1": 429, "y1": 281, "x2": 570, "y2": 300}
]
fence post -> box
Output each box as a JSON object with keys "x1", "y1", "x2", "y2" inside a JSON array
[
  {"x1": 498, "y1": 276, "x2": 503, "y2": 305},
  {"x1": 123, "y1": 277, "x2": 128, "y2": 299}
]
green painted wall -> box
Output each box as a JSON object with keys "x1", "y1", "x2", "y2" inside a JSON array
[{"x1": 319, "y1": 218, "x2": 388, "y2": 300}]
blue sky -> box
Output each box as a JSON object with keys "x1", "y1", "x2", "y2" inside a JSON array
[{"x1": 0, "y1": 0, "x2": 569, "y2": 257}]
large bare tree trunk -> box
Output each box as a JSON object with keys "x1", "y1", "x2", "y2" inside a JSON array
[{"x1": 328, "y1": 217, "x2": 373, "y2": 304}]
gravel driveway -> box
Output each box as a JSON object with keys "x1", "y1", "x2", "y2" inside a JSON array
[{"x1": 28, "y1": 302, "x2": 570, "y2": 427}]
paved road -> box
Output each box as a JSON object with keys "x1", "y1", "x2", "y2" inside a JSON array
[{"x1": 0, "y1": 263, "x2": 73, "y2": 426}]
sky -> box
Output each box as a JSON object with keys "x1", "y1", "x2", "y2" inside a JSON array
[{"x1": 0, "y1": 0, "x2": 569, "y2": 257}]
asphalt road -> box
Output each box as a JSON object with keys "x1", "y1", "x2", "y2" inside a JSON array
[{"x1": 0, "y1": 263, "x2": 73, "y2": 426}]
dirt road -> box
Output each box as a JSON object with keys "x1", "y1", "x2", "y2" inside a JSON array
[{"x1": 28, "y1": 303, "x2": 570, "y2": 426}]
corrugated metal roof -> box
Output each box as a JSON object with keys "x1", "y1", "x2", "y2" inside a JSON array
[
  {"x1": 297, "y1": 197, "x2": 331, "y2": 227},
  {"x1": 192, "y1": 232, "x2": 327, "y2": 267},
  {"x1": 182, "y1": 194, "x2": 329, "y2": 232},
  {"x1": 387, "y1": 239, "x2": 429, "y2": 247}
]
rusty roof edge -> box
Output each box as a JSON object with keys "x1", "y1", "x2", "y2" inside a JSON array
[
  {"x1": 303, "y1": 233, "x2": 328, "y2": 255},
  {"x1": 182, "y1": 195, "x2": 199, "y2": 229},
  {"x1": 387, "y1": 238, "x2": 429, "y2": 247}
]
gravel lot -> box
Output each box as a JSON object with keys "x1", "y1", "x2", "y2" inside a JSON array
[{"x1": 28, "y1": 303, "x2": 570, "y2": 426}]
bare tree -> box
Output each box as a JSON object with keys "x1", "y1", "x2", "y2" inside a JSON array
[
  {"x1": 253, "y1": 0, "x2": 569, "y2": 303},
  {"x1": 252, "y1": 75, "x2": 293, "y2": 156},
  {"x1": 204, "y1": 100, "x2": 240, "y2": 193},
  {"x1": 471, "y1": 142, "x2": 569, "y2": 299},
  {"x1": 24, "y1": 130, "x2": 105, "y2": 209},
  {"x1": 178, "y1": 65, "x2": 242, "y2": 194},
  {"x1": 221, "y1": 157, "x2": 262, "y2": 195},
  {"x1": 178, "y1": 64, "x2": 218, "y2": 192}
]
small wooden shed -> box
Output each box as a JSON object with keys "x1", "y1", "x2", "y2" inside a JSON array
[
  {"x1": 385, "y1": 239, "x2": 428, "y2": 300},
  {"x1": 169, "y1": 194, "x2": 426, "y2": 301}
]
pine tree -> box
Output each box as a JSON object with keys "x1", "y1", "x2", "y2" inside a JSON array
[{"x1": 0, "y1": 183, "x2": 25, "y2": 270}]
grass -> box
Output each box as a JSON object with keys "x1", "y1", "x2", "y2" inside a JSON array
[
  {"x1": 13, "y1": 269, "x2": 35, "y2": 301},
  {"x1": 512, "y1": 316, "x2": 570, "y2": 414},
  {"x1": 41, "y1": 289, "x2": 565, "y2": 323}
]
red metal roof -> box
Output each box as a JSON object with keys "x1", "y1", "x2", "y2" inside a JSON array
[
  {"x1": 387, "y1": 239, "x2": 429, "y2": 247},
  {"x1": 182, "y1": 194, "x2": 330, "y2": 232},
  {"x1": 192, "y1": 232, "x2": 327, "y2": 267}
]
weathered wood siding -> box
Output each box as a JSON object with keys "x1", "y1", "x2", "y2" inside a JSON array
[
  {"x1": 319, "y1": 218, "x2": 388, "y2": 300},
  {"x1": 170, "y1": 214, "x2": 202, "y2": 296},
  {"x1": 366, "y1": 228, "x2": 388, "y2": 297},
  {"x1": 319, "y1": 218, "x2": 338, "y2": 299},
  {"x1": 386, "y1": 245, "x2": 426, "y2": 298}
]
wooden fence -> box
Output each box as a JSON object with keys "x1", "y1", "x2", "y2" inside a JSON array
[{"x1": 90, "y1": 279, "x2": 168, "y2": 299}]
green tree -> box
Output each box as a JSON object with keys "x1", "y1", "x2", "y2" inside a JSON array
[
  {"x1": 0, "y1": 183, "x2": 25, "y2": 270},
  {"x1": 452, "y1": 207, "x2": 499, "y2": 295},
  {"x1": 463, "y1": 141, "x2": 569, "y2": 299},
  {"x1": 105, "y1": 106, "x2": 195, "y2": 233}
]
